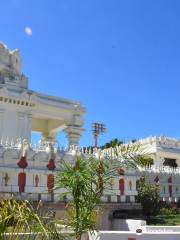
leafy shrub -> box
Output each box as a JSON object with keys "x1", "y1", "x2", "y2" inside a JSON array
[
  {"x1": 159, "y1": 207, "x2": 177, "y2": 215},
  {"x1": 0, "y1": 198, "x2": 69, "y2": 239},
  {"x1": 137, "y1": 181, "x2": 160, "y2": 216}
]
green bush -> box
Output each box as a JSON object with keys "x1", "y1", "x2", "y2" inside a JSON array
[
  {"x1": 137, "y1": 181, "x2": 160, "y2": 216},
  {"x1": 159, "y1": 207, "x2": 177, "y2": 215}
]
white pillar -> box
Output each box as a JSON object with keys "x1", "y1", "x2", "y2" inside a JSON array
[
  {"x1": 17, "y1": 112, "x2": 26, "y2": 139},
  {"x1": 64, "y1": 125, "x2": 83, "y2": 146},
  {"x1": 26, "y1": 113, "x2": 32, "y2": 142},
  {"x1": 0, "y1": 108, "x2": 4, "y2": 139}
]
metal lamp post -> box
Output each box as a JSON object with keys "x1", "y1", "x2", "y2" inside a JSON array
[{"x1": 92, "y1": 122, "x2": 106, "y2": 148}]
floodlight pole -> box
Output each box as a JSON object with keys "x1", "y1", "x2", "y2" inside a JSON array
[
  {"x1": 94, "y1": 132, "x2": 98, "y2": 148},
  {"x1": 92, "y1": 122, "x2": 106, "y2": 148}
]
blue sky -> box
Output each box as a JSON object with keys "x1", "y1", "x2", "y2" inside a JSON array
[{"x1": 1, "y1": 0, "x2": 180, "y2": 146}]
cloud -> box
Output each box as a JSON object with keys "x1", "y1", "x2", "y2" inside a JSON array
[{"x1": 24, "y1": 27, "x2": 33, "y2": 36}]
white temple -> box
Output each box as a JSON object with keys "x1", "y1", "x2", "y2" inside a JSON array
[
  {"x1": 0, "y1": 43, "x2": 85, "y2": 201},
  {"x1": 0, "y1": 43, "x2": 85, "y2": 145},
  {"x1": 1, "y1": 43, "x2": 180, "y2": 230}
]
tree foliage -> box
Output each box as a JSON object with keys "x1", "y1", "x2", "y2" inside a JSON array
[
  {"x1": 103, "y1": 142, "x2": 154, "y2": 172},
  {"x1": 100, "y1": 138, "x2": 123, "y2": 149},
  {"x1": 137, "y1": 181, "x2": 160, "y2": 216}
]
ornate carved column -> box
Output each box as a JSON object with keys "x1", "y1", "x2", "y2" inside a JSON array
[
  {"x1": 64, "y1": 105, "x2": 85, "y2": 147},
  {"x1": 64, "y1": 125, "x2": 83, "y2": 147}
]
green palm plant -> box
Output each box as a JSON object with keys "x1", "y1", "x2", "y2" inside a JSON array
[
  {"x1": 55, "y1": 142, "x2": 152, "y2": 240},
  {"x1": 104, "y1": 142, "x2": 153, "y2": 175},
  {"x1": 55, "y1": 156, "x2": 111, "y2": 240},
  {"x1": 0, "y1": 198, "x2": 68, "y2": 240}
]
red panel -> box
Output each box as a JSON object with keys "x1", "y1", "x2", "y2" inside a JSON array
[
  {"x1": 47, "y1": 174, "x2": 54, "y2": 193},
  {"x1": 119, "y1": 178, "x2": 124, "y2": 195},
  {"x1": 128, "y1": 238, "x2": 136, "y2": 240},
  {"x1": 18, "y1": 172, "x2": 26, "y2": 193}
]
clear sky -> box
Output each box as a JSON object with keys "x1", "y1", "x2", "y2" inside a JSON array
[{"x1": 1, "y1": 0, "x2": 180, "y2": 147}]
